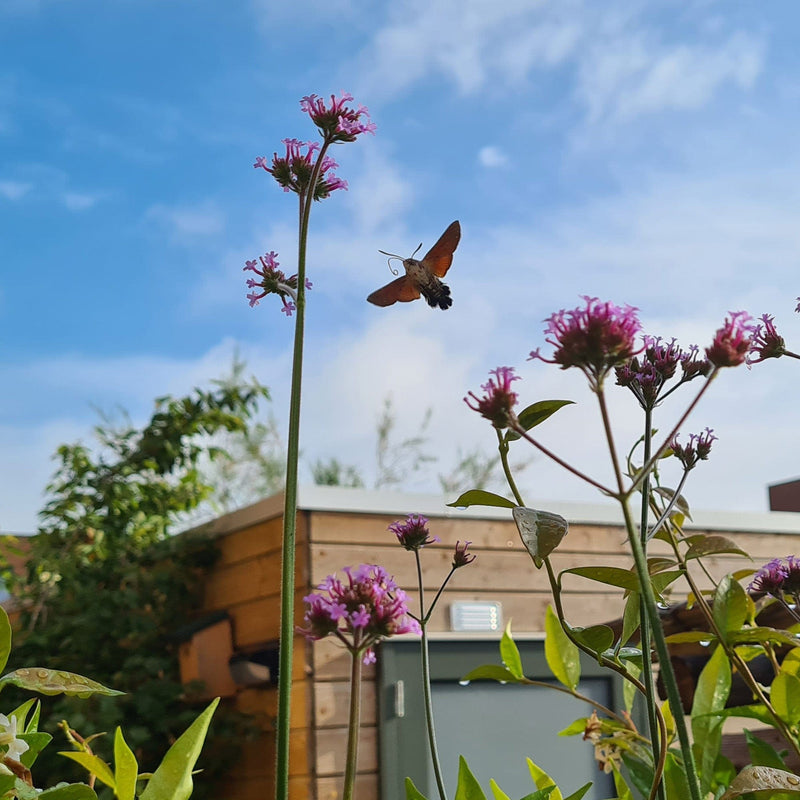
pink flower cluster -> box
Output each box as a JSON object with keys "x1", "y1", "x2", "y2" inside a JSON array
[
  {"x1": 389, "y1": 514, "x2": 439, "y2": 551},
  {"x1": 300, "y1": 92, "x2": 376, "y2": 142},
  {"x1": 243, "y1": 251, "x2": 312, "y2": 315},
  {"x1": 705, "y1": 311, "x2": 757, "y2": 368},
  {"x1": 669, "y1": 428, "x2": 717, "y2": 471},
  {"x1": 530, "y1": 296, "x2": 642, "y2": 387},
  {"x1": 464, "y1": 366, "x2": 520, "y2": 429},
  {"x1": 254, "y1": 139, "x2": 347, "y2": 198},
  {"x1": 747, "y1": 314, "x2": 786, "y2": 365},
  {"x1": 749, "y1": 556, "x2": 800, "y2": 600},
  {"x1": 298, "y1": 565, "x2": 420, "y2": 664}
]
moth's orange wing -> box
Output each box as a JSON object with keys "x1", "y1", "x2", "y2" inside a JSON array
[
  {"x1": 367, "y1": 276, "x2": 421, "y2": 306},
  {"x1": 420, "y1": 220, "x2": 460, "y2": 278}
]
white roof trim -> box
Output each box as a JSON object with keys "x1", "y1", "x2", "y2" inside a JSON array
[{"x1": 188, "y1": 484, "x2": 800, "y2": 537}]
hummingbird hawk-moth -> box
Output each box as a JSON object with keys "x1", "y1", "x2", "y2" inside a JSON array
[{"x1": 367, "y1": 220, "x2": 460, "y2": 310}]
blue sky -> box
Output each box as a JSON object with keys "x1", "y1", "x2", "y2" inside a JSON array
[{"x1": 2, "y1": 0, "x2": 800, "y2": 532}]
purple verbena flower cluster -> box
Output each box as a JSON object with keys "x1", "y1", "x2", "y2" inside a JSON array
[
  {"x1": 749, "y1": 556, "x2": 800, "y2": 601},
  {"x1": 705, "y1": 311, "x2": 757, "y2": 368},
  {"x1": 300, "y1": 92, "x2": 376, "y2": 142},
  {"x1": 464, "y1": 366, "x2": 520, "y2": 429},
  {"x1": 669, "y1": 428, "x2": 717, "y2": 471},
  {"x1": 389, "y1": 514, "x2": 439, "y2": 551},
  {"x1": 298, "y1": 565, "x2": 420, "y2": 664},
  {"x1": 747, "y1": 314, "x2": 786, "y2": 365},
  {"x1": 530, "y1": 297, "x2": 642, "y2": 388},
  {"x1": 243, "y1": 251, "x2": 313, "y2": 315},
  {"x1": 452, "y1": 541, "x2": 476, "y2": 568},
  {"x1": 254, "y1": 139, "x2": 347, "y2": 199},
  {"x1": 616, "y1": 336, "x2": 711, "y2": 410}
]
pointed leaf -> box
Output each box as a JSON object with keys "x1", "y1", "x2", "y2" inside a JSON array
[
  {"x1": 38, "y1": 785, "x2": 98, "y2": 800},
  {"x1": 527, "y1": 759, "x2": 562, "y2": 800},
  {"x1": 447, "y1": 490, "x2": 515, "y2": 510},
  {"x1": 499, "y1": 623, "x2": 524, "y2": 680},
  {"x1": 545, "y1": 606, "x2": 580, "y2": 690},
  {"x1": 454, "y1": 755, "x2": 488, "y2": 800},
  {"x1": 771, "y1": 672, "x2": 800, "y2": 727},
  {"x1": 461, "y1": 665, "x2": 520, "y2": 683},
  {"x1": 0, "y1": 607, "x2": 11, "y2": 674},
  {"x1": 568, "y1": 624, "x2": 614, "y2": 656},
  {"x1": 140, "y1": 698, "x2": 219, "y2": 800},
  {"x1": 114, "y1": 728, "x2": 139, "y2": 800},
  {"x1": 489, "y1": 780, "x2": 512, "y2": 800},
  {"x1": 720, "y1": 765, "x2": 800, "y2": 799},
  {"x1": 513, "y1": 508, "x2": 568, "y2": 567},
  {"x1": 712, "y1": 576, "x2": 749, "y2": 637},
  {"x1": 562, "y1": 783, "x2": 591, "y2": 800},
  {"x1": 562, "y1": 566, "x2": 639, "y2": 591},
  {"x1": 405, "y1": 778, "x2": 430, "y2": 800},
  {"x1": 745, "y1": 729, "x2": 787, "y2": 770},
  {"x1": 619, "y1": 591, "x2": 640, "y2": 648},
  {"x1": 684, "y1": 534, "x2": 750, "y2": 560},
  {"x1": 59, "y1": 753, "x2": 116, "y2": 790},
  {"x1": 505, "y1": 401, "x2": 574, "y2": 441},
  {"x1": 0, "y1": 668, "x2": 123, "y2": 698}
]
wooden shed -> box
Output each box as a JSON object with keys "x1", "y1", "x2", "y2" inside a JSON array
[{"x1": 181, "y1": 485, "x2": 800, "y2": 800}]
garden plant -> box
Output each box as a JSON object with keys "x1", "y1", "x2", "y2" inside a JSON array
[{"x1": 253, "y1": 91, "x2": 800, "y2": 800}]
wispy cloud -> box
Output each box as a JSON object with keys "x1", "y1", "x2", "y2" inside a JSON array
[
  {"x1": 477, "y1": 146, "x2": 507, "y2": 168},
  {"x1": 0, "y1": 180, "x2": 32, "y2": 200},
  {"x1": 145, "y1": 200, "x2": 226, "y2": 243},
  {"x1": 62, "y1": 191, "x2": 100, "y2": 212}
]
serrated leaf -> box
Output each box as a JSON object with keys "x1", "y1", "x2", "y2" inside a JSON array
[
  {"x1": 499, "y1": 622, "x2": 524, "y2": 679},
  {"x1": 461, "y1": 665, "x2": 520, "y2": 683},
  {"x1": 446, "y1": 490, "x2": 516, "y2": 510},
  {"x1": 684, "y1": 534, "x2": 750, "y2": 560},
  {"x1": 0, "y1": 669, "x2": 123, "y2": 698},
  {"x1": 505, "y1": 400, "x2": 574, "y2": 441},
  {"x1": 140, "y1": 698, "x2": 218, "y2": 800},
  {"x1": 454, "y1": 755, "x2": 488, "y2": 800},
  {"x1": 545, "y1": 606, "x2": 580, "y2": 690},
  {"x1": 405, "y1": 777, "x2": 430, "y2": 800},
  {"x1": 513, "y1": 507, "x2": 568, "y2": 567},
  {"x1": 720, "y1": 765, "x2": 800, "y2": 799},
  {"x1": 59, "y1": 753, "x2": 116, "y2": 790},
  {"x1": 114, "y1": 728, "x2": 138, "y2": 800}
]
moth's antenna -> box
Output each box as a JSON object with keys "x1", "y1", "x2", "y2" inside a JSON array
[
  {"x1": 378, "y1": 250, "x2": 403, "y2": 276},
  {"x1": 411, "y1": 243, "x2": 423, "y2": 258}
]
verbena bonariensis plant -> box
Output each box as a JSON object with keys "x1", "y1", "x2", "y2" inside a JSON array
[{"x1": 245, "y1": 92, "x2": 374, "y2": 800}]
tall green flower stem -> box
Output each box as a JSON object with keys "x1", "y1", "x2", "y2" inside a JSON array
[
  {"x1": 413, "y1": 549, "x2": 452, "y2": 800},
  {"x1": 342, "y1": 650, "x2": 364, "y2": 800},
  {"x1": 275, "y1": 140, "x2": 333, "y2": 800},
  {"x1": 594, "y1": 388, "x2": 702, "y2": 800}
]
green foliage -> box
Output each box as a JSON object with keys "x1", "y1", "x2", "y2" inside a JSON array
[{"x1": 3, "y1": 380, "x2": 265, "y2": 796}]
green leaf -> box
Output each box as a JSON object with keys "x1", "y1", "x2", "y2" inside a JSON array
[
  {"x1": 513, "y1": 508, "x2": 568, "y2": 567},
  {"x1": 527, "y1": 759, "x2": 562, "y2": 800},
  {"x1": 619, "y1": 591, "x2": 640, "y2": 648},
  {"x1": 454, "y1": 755, "x2": 488, "y2": 800},
  {"x1": 691, "y1": 646, "x2": 731, "y2": 796},
  {"x1": 114, "y1": 728, "x2": 139, "y2": 800},
  {"x1": 712, "y1": 575, "x2": 749, "y2": 637},
  {"x1": 562, "y1": 566, "x2": 639, "y2": 592},
  {"x1": 729, "y1": 627, "x2": 800, "y2": 648},
  {"x1": 664, "y1": 631, "x2": 718, "y2": 645},
  {"x1": 562, "y1": 782, "x2": 592, "y2": 800},
  {"x1": 0, "y1": 668, "x2": 123, "y2": 698},
  {"x1": 623, "y1": 661, "x2": 641, "y2": 714},
  {"x1": 771, "y1": 672, "x2": 800, "y2": 727},
  {"x1": 781, "y1": 648, "x2": 800, "y2": 677},
  {"x1": 558, "y1": 719, "x2": 587, "y2": 737},
  {"x1": 720, "y1": 765, "x2": 800, "y2": 800},
  {"x1": 461, "y1": 664, "x2": 520, "y2": 683},
  {"x1": 505, "y1": 401, "x2": 574, "y2": 441},
  {"x1": 745, "y1": 729, "x2": 787, "y2": 770},
  {"x1": 499, "y1": 623, "x2": 524, "y2": 680},
  {"x1": 545, "y1": 606, "x2": 580, "y2": 690},
  {"x1": 610, "y1": 763, "x2": 634, "y2": 800},
  {"x1": 0, "y1": 606, "x2": 12, "y2": 674},
  {"x1": 38, "y1": 785, "x2": 98, "y2": 800},
  {"x1": 568, "y1": 624, "x2": 614, "y2": 656},
  {"x1": 19, "y1": 731, "x2": 51, "y2": 767},
  {"x1": 59, "y1": 753, "x2": 116, "y2": 790},
  {"x1": 140, "y1": 698, "x2": 219, "y2": 800},
  {"x1": 713, "y1": 704, "x2": 775, "y2": 726},
  {"x1": 447, "y1": 490, "x2": 516, "y2": 509},
  {"x1": 489, "y1": 780, "x2": 512, "y2": 800},
  {"x1": 684, "y1": 534, "x2": 750, "y2": 560},
  {"x1": 405, "y1": 778, "x2": 430, "y2": 800}
]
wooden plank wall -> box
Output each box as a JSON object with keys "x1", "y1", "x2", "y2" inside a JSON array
[
  {"x1": 197, "y1": 506, "x2": 799, "y2": 799},
  {"x1": 306, "y1": 509, "x2": 795, "y2": 799}
]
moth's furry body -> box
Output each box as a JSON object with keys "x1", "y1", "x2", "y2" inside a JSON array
[{"x1": 401, "y1": 257, "x2": 452, "y2": 309}]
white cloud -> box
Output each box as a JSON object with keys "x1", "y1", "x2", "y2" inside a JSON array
[
  {"x1": 0, "y1": 180, "x2": 31, "y2": 200},
  {"x1": 478, "y1": 146, "x2": 508, "y2": 168},
  {"x1": 62, "y1": 191, "x2": 99, "y2": 212},
  {"x1": 146, "y1": 200, "x2": 226, "y2": 243}
]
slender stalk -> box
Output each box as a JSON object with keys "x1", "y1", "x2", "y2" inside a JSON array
[
  {"x1": 342, "y1": 650, "x2": 363, "y2": 800},
  {"x1": 274, "y1": 141, "x2": 333, "y2": 800},
  {"x1": 496, "y1": 429, "x2": 524, "y2": 506},
  {"x1": 415, "y1": 550, "x2": 448, "y2": 800}
]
